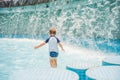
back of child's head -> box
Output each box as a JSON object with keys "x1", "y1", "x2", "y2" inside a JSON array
[{"x1": 49, "y1": 27, "x2": 56, "y2": 35}]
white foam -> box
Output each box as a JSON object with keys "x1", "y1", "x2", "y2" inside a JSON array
[{"x1": 0, "y1": 38, "x2": 106, "y2": 59}]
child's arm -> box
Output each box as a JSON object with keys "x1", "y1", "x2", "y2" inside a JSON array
[
  {"x1": 58, "y1": 42, "x2": 65, "y2": 51},
  {"x1": 34, "y1": 41, "x2": 46, "y2": 49}
]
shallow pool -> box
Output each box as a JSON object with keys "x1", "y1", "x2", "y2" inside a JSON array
[{"x1": 0, "y1": 38, "x2": 107, "y2": 80}]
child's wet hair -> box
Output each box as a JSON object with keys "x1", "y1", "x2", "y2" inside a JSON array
[{"x1": 49, "y1": 28, "x2": 56, "y2": 35}]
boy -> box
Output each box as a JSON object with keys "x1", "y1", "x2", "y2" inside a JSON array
[{"x1": 34, "y1": 28, "x2": 64, "y2": 68}]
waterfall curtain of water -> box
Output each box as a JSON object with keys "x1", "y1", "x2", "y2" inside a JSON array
[{"x1": 0, "y1": 0, "x2": 120, "y2": 53}]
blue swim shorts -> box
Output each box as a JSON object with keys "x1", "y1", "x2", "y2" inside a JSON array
[{"x1": 50, "y1": 51, "x2": 58, "y2": 57}]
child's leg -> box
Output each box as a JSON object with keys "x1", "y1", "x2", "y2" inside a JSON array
[
  {"x1": 50, "y1": 58, "x2": 53, "y2": 68},
  {"x1": 50, "y1": 58, "x2": 56, "y2": 68},
  {"x1": 50, "y1": 58, "x2": 57, "y2": 68},
  {"x1": 53, "y1": 58, "x2": 57, "y2": 67}
]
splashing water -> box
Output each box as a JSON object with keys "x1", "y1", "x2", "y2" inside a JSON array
[{"x1": 0, "y1": 0, "x2": 120, "y2": 54}]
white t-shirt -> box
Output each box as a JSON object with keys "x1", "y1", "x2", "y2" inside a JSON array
[{"x1": 45, "y1": 36, "x2": 60, "y2": 53}]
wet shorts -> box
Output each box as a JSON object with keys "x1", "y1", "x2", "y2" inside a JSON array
[{"x1": 50, "y1": 51, "x2": 58, "y2": 57}]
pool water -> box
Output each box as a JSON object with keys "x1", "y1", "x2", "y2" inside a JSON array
[
  {"x1": 0, "y1": 38, "x2": 107, "y2": 80},
  {"x1": 0, "y1": 0, "x2": 120, "y2": 80}
]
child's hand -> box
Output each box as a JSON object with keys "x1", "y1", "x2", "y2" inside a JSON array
[
  {"x1": 34, "y1": 46, "x2": 38, "y2": 49},
  {"x1": 34, "y1": 42, "x2": 46, "y2": 49},
  {"x1": 62, "y1": 48, "x2": 65, "y2": 52}
]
